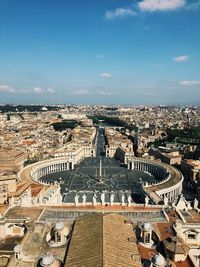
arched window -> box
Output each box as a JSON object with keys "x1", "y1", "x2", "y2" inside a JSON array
[
  {"x1": 145, "y1": 233, "x2": 150, "y2": 244},
  {"x1": 56, "y1": 232, "x2": 61, "y2": 243}
]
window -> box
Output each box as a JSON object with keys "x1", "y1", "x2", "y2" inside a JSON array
[
  {"x1": 56, "y1": 232, "x2": 61, "y2": 243},
  {"x1": 188, "y1": 234, "x2": 196, "y2": 240},
  {"x1": 145, "y1": 233, "x2": 150, "y2": 243}
]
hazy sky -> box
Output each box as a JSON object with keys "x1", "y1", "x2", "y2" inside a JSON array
[{"x1": 0, "y1": 0, "x2": 200, "y2": 105}]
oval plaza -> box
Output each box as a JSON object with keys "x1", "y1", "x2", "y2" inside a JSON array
[{"x1": 19, "y1": 127, "x2": 183, "y2": 207}]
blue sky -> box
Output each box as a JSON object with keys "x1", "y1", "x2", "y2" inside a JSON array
[{"x1": 0, "y1": 0, "x2": 200, "y2": 105}]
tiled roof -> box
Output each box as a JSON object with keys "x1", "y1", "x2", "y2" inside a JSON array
[
  {"x1": 163, "y1": 236, "x2": 190, "y2": 255},
  {"x1": 65, "y1": 213, "x2": 142, "y2": 267}
]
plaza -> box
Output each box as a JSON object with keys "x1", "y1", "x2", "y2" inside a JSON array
[{"x1": 39, "y1": 157, "x2": 157, "y2": 204}]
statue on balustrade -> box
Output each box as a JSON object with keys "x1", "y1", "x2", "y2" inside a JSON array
[
  {"x1": 93, "y1": 193, "x2": 97, "y2": 206},
  {"x1": 121, "y1": 194, "x2": 126, "y2": 206},
  {"x1": 194, "y1": 198, "x2": 199, "y2": 210},
  {"x1": 128, "y1": 195, "x2": 132, "y2": 206},
  {"x1": 82, "y1": 194, "x2": 87, "y2": 205},
  {"x1": 74, "y1": 193, "x2": 79, "y2": 206},
  {"x1": 110, "y1": 193, "x2": 115, "y2": 206},
  {"x1": 164, "y1": 196, "x2": 169, "y2": 207},
  {"x1": 101, "y1": 192, "x2": 105, "y2": 206},
  {"x1": 145, "y1": 195, "x2": 149, "y2": 207}
]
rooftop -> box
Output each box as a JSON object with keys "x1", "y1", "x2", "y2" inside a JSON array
[{"x1": 65, "y1": 213, "x2": 142, "y2": 267}]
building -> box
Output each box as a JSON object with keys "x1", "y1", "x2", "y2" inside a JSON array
[
  {"x1": 105, "y1": 127, "x2": 134, "y2": 161},
  {"x1": 149, "y1": 148, "x2": 182, "y2": 166},
  {"x1": 181, "y1": 159, "x2": 200, "y2": 182},
  {"x1": 0, "y1": 149, "x2": 27, "y2": 172},
  {"x1": 0, "y1": 171, "x2": 16, "y2": 204}
]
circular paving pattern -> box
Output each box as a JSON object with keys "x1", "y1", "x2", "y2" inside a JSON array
[{"x1": 39, "y1": 157, "x2": 158, "y2": 204}]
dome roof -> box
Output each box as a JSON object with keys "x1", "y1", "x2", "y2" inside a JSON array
[
  {"x1": 41, "y1": 253, "x2": 55, "y2": 266},
  {"x1": 13, "y1": 244, "x2": 22, "y2": 253},
  {"x1": 152, "y1": 253, "x2": 165, "y2": 267},
  {"x1": 55, "y1": 220, "x2": 64, "y2": 231},
  {"x1": 163, "y1": 235, "x2": 190, "y2": 255},
  {"x1": 142, "y1": 221, "x2": 152, "y2": 231}
]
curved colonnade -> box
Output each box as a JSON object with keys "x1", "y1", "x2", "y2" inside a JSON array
[
  {"x1": 18, "y1": 157, "x2": 183, "y2": 204},
  {"x1": 18, "y1": 158, "x2": 75, "y2": 183},
  {"x1": 31, "y1": 160, "x2": 74, "y2": 181},
  {"x1": 128, "y1": 159, "x2": 169, "y2": 181},
  {"x1": 128, "y1": 158, "x2": 183, "y2": 202}
]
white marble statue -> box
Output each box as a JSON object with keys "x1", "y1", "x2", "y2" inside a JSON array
[
  {"x1": 110, "y1": 194, "x2": 115, "y2": 206},
  {"x1": 187, "y1": 201, "x2": 192, "y2": 210},
  {"x1": 32, "y1": 198, "x2": 37, "y2": 206},
  {"x1": 172, "y1": 201, "x2": 176, "y2": 210},
  {"x1": 74, "y1": 193, "x2": 79, "y2": 206},
  {"x1": 101, "y1": 192, "x2": 105, "y2": 206},
  {"x1": 121, "y1": 194, "x2": 125, "y2": 206},
  {"x1": 93, "y1": 193, "x2": 97, "y2": 206},
  {"x1": 9, "y1": 196, "x2": 15, "y2": 207},
  {"x1": 145, "y1": 195, "x2": 149, "y2": 207},
  {"x1": 194, "y1": 198, "x2": 199, "y2": 210},
  {"x1": 128, "y1": 195, "x2": 132, "y2": 206},
  {"x1": 164, "y1": 196, "x2": 168, "y2": 207},
  {"x1": 39, "y1": 195, "x2": 43, "y2": 204},
  {"x1": 82, "y1": 194, "x2": 87, "y2": 205}
]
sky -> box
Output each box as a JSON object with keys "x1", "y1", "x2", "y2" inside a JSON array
[{"x1": 0, "y1": 0, "x2": 200, "y2": 105}]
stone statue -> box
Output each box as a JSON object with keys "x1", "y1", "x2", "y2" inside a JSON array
[
  {"x1": 121, "y1": 194, "x2": 125, "y2": 206},
  {"x1": 110, "y1": 193, "x2": 115, "y2": 206},
  {"x1": 39, "y1": 195, "x2": 43, "y2": 204},
  {"x1": 164, "y1": 196, "x2": 168, "y2": 207},
  {"x1": 187, "y1": 201, "x2": 192, "y2": 209},
  {"x1": 82, "y1": 194, "x2": 87, "y2": 205},
  {"x1": 172, "y1": 201, "x2": 176, "y2": 210},
  {"x1": 128, "y1": 195, "x2": 132, "y2": 206},
  {"x1": 32, "y1": 198, "x2": 37, "y2": 206},
  {"x1": 9, "y1": 196, "x2": 15, "y2": 207},
  {"x1": 101, "y1": 192, "x2": 105, "y2": 206},
  {"x1": 145, "y1": 195, "x2": 149, "y2": 207},
  {"x1": 93, "y1": 193, "x2": 97, "y2": 206},
  {"x1": 74, "y1": 193, "x2": 79, "y2": 206},
  {"x1": 194, "y1": 198, "x2": 199, "y2": 210}
]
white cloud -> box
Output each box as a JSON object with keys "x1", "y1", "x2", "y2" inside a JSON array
[
  {"x1": 138, "y1": 0, "x2": 185, "y2": 12},
  {"x1": 33, "y1": 87, "x2": 44, "y2": 93},
  {"x1": 105, "y1": 7, "x2": 137, "y2": 20},
  {"x1": 70, "y1": 89, "x2": 114, "y2": 96},
  {"x1": 179, "y1": 80, "x2": 200, "y2": 86},
  {"x1": 0, "y1": 85, "x2": 56, "y2": 94},
  {"x1": 47, "y1": 88, "x2": 55, "y2": 93},
  {"x1": 97, "y1": 54, "x2": 106, "y2": 59},
  {"x1": 0, "y1": 85, "x2": 14, "y2": 93},
  {"x1": 98, "y1": 91, "x2": 113, "y2": 96},
  {"x1": 173, "y1": 55, "x2": 189, "y2": 62},
  {"x1": 100, "y1": 73, "x2": 112, "y2": 78},
  {"x1": 70, "y1": 90, "x2": 90, "y2": 96}
]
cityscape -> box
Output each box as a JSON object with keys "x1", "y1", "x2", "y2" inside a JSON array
[
  {"x1": 0, "y1": 1, "x2": 200, "y2": 267},
  {"x1": 0, "y1": 104, "x2": 200, "y2": 267}
]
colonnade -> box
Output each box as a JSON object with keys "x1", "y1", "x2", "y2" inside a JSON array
[
  {"x1": 157, "y1": 184, "x2": 182, "y2": 203},
  {"x1": 127, "y1": 158, "x2": 183, "y2": 203},
  {"x1": 31, "y1": 160, "x2": 74, "y2": 181},
  {"x1": 128, "y1": 160, "x2": 168, "y2": 180}
]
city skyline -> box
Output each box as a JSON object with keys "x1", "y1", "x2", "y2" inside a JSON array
[{"x1": 0, "y1": 0, "x2": 200, "y2": 105}]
